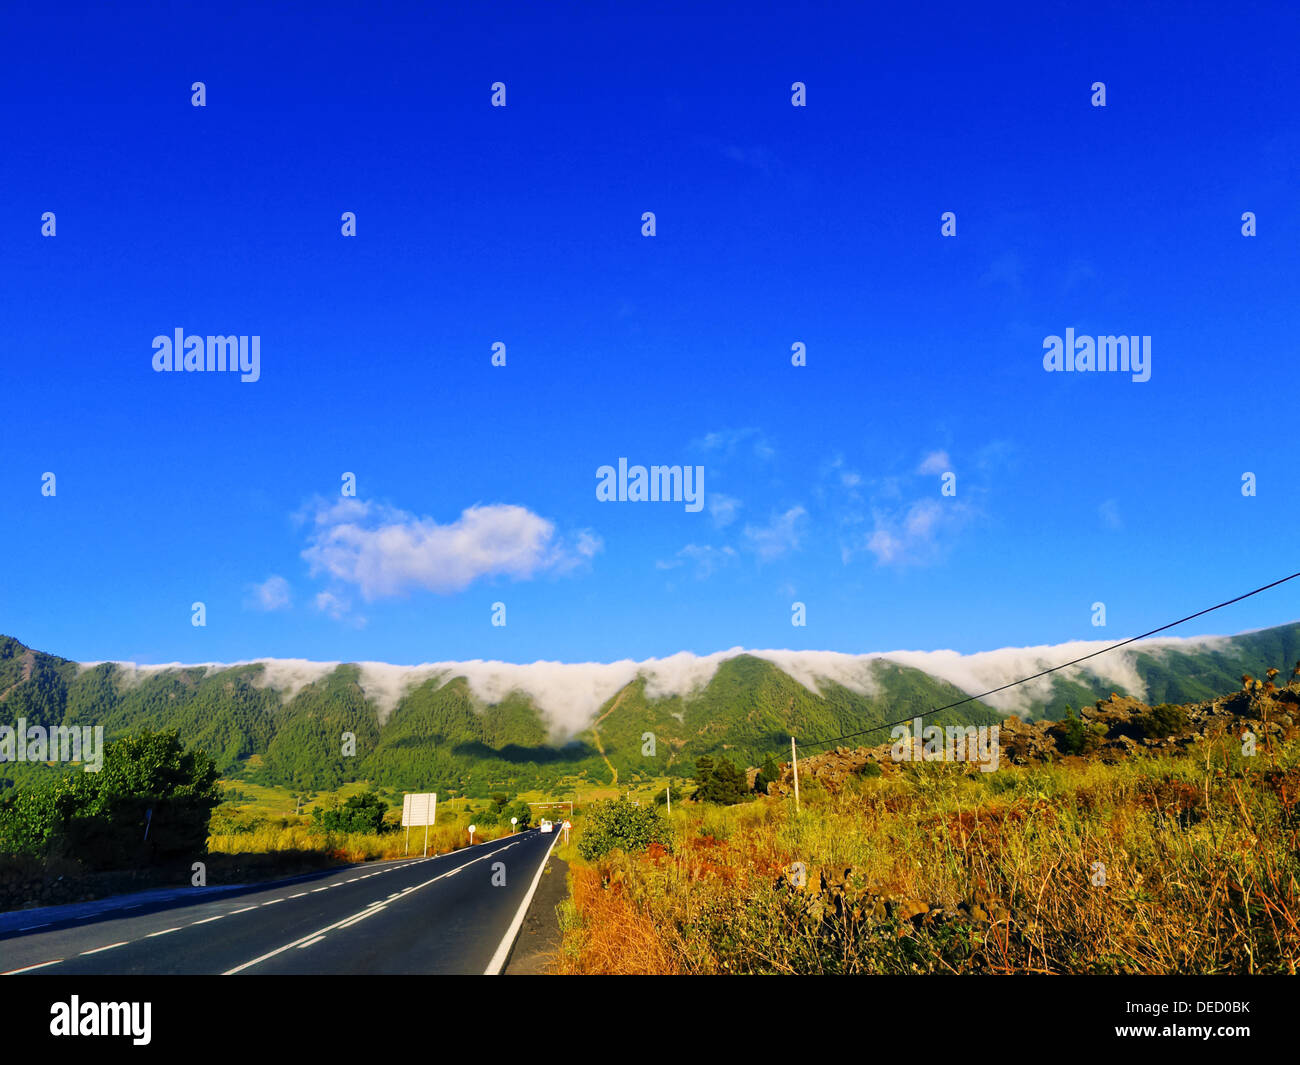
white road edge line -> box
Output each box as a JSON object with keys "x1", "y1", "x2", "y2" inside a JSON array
[
  {"x1": 145, "y1": 927, "x2": 181, "y2": 938},
  {"x1": 484, "y1": 832, "x2": 560, "y2": 975},
  {"x1": 2, "y1": 958, "x2": 63, "y2": 975},
  {"x1": 81, "y1": 941, "x2": 129, "y2": 955}
]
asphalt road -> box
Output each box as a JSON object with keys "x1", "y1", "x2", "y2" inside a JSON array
[{"x1": 0, "y1": 828, "x2": 558, "y2": 976}]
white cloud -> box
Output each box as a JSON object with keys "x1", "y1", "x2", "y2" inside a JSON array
[
  {"x1": 743, "y1": 506, "x2": 806, "y2": 561},
  {"x1": 708, "y1": 493, "x2": 742, "y2": 528},
  {"x1": 863, "y1": 497, "x2": 969, "y2": 566},
  {"x1": 301, "y1": 498, "x2": 600, "y2": 599},
  {"x1": 917, "y1": 450, "x2": 950, "y2": 476},
  {"x1": 658, "y1": 543, "x2": 738, "y2": 578},
  {"x1": 1099, "y1": 499, "x2": 1123, "y2": 530},
  {"x1": 245, "y1": 575, "x2": 291, "y2": 612},
  {"x1": 313, "y1": 591, "x2": 366, "y2": 628},
  {"x1": 694, "y1": 427, "x2": 775, "y2": 461},
  {"x1": 79, "y1": 630, "x2": 1242, "y2": 732},
  {"x1": 314, "y1": 591, "x2": 348, "y2": 618}
]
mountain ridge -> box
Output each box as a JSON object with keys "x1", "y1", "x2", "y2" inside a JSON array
[{"x1": 3, "y1": 621, "x2": 1298, "y2": 795}]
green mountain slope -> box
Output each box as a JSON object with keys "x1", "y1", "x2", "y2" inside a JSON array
[{"x1": 2, "y1": 621, "x2": 1297, "y2": 795}]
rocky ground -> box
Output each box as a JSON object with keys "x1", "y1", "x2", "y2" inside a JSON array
[{"x1": 766, "y1": 677, "x2": 1300, "y2": 796}]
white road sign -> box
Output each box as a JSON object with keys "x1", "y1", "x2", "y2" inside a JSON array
[{"x1": 402, "y1": 792, "x2": 437, "y2": 827}]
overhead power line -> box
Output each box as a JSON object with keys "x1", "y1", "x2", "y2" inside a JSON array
[{"x1": 791, "y1": 569, "x2": 1300, "y2": 754}]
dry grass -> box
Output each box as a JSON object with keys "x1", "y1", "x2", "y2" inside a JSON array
[
  {"x1": 557, "y1": 734, "x2": 1300, "y2": 974},
  {"x1": 208, "y1": 819, "x2": 510, "y2": 863}
]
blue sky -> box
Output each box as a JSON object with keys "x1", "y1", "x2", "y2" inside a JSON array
[{"x1": 2, "y1": 1, "x2": 1298, "y2": 666}]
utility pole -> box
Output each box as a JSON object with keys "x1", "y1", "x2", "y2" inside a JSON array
[
  {"x1": 666, "y1": 784, "x2": 671, "y2": 814},
  {"x1": 791, "y1": 736, "x2": 800, "y2": 812}
]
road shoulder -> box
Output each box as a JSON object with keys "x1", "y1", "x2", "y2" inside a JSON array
[{"x1": 503, "y1": 850, "x2": 569, "y2": 975}]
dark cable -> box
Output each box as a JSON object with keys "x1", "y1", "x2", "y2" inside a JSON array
[{"x1": 792, "y1": 570, "x2": 1300, "y2": 753}]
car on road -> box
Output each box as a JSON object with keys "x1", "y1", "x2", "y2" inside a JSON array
[{"x1": 539, "y1": 819, "x2": 553, "y2": 833}]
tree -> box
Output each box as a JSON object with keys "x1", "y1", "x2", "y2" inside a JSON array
[
  {"x1": 502, "y1": 800, "x2": 532, "y2": 828},
  {"x1": 695, "y1": 756, "x2": 749, "y2": 804},
  {"x1": 1055, "y1": 706, "x2": 1087, "y2": 755},
  {"x1": 0, "y1": 730, "x2": 222, "y2": 870},
  {"x1": 754, "y1": 755, "x2": 779, "y2": 794}
]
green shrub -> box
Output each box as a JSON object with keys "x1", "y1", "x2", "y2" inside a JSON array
[
  {"x1": 1135, "y1": 703, "x2": 1193, "y2": 739},
  {"x1": 577, "y1": 798, "x2": 670, "y2": 861},
  {"x1": 311, "y1": 789, "x2": 389, "y2": 834}
]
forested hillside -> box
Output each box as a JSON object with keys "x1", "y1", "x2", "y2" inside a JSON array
[{"x1": 3, "y1": 623, "x2": 1298, "y2": 796}]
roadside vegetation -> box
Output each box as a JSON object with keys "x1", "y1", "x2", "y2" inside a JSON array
[
  {"x1": 0, "y1": 739, "x2": 554, "y2": 909},
  {"x1": 555, "y1": 681, "x2": 1300, "y2": 975}
]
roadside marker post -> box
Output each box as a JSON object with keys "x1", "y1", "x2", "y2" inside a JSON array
[{"x1": 468, "y1": 824, "x2": 476, "y2": 846}]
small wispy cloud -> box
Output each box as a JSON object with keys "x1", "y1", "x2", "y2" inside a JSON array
[
  {"x1": 863, "y1": 497, "x2": 973, "y2": 566},
  {"x1": 693, "y1": 427, "x2": 775, "y2": 461},
  {"x1": 313, "y1": 590, "x2": 366, "y2": 629},
  {"x1": 708, "y1": 493, "x2": 742, "y2": 528},
  {"x1": 656, "y1": 543, "x2": 739, "y2": 579},
  {"x1": 917, "y1": 450, "x2": 950, "y2": 476},
  {"x1": 830, "y1": 446, "x2": 990, "y2": 568},
  {"x1": 744, "y1": 506, "x2": 807, "y2": 562},
  {"x1": 1099, "y1": 498, "x2": 1123, "y2": 530},
  {"x1": 244, "y1": 575, "x2": 291, "y2": 612}
]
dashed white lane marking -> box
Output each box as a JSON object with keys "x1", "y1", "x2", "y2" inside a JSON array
[
  {"x1": 81, "y1": 941, "x2": 128, "y2": 955},
  {"x1": 223, "y1": 837, "x2": 521, "y2": 974},
  {"x1": 2, "y1": 958, "x2": 63, "y2": 974},
  {"x1": 337, "y1": 906, "x2": 387, "y2": 929},
  {"x1": 4, "y1": 855, "x2": 451, "y2": 968},
  {"x1": 7, "y1": 848, "x2": 499, "y2": 974}
]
